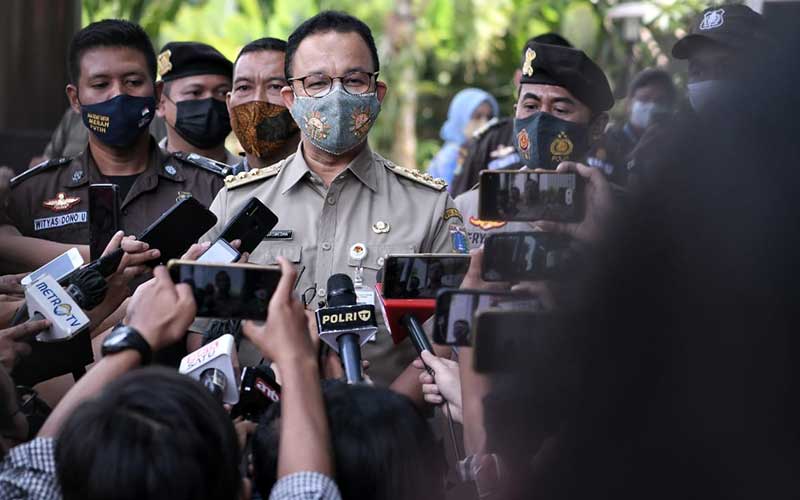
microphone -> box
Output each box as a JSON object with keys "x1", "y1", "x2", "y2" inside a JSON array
[
  {"x1": 315, "y1": 274, "x2": 378, "y2": 384},
  {"x1": 24, "y1": 274, "x2": 91, "y2": 342},
  {"x1": 179, "y1": 334, "x2": 240, "y2": 404},
  {"x1": 233, "y1": 364, "x2": 281, "y2": 421}
]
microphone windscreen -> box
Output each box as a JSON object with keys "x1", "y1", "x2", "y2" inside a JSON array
[
  {"x1": 326, "y1": 273, "x2": 356, "y2": 307},
  {"x1": 66, "y1": 268, "x2": 108, "y2": 309}
]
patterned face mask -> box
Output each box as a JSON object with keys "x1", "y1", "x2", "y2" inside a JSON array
[
  {"x1": 230, "y1": 101, "x2": 299, "y2": 159},
  {"x1": 289, "y1": 87, "x2": 381, "y2": 155},
  {"x1": 513, "y1": 112, "x2": 589, "y2": 170}
]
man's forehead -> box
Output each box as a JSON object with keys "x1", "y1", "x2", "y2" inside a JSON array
[
  {"x1": 519, "y1": 83, "x2": 580, "y2": 102},
  {"x1": 171, "y1": 73, "x2": 231, "y2": 90},
  {"x1": 81, "y1": 46, "x2": 149, "y2": 75},
  {"x1": 234, "y1": 50, "x2": 285, "y2": 79},
  {"x1": 292, "y1": 31, "x2": 374, "y2": 73}
]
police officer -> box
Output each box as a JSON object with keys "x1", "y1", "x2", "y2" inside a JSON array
[
  {"x1": 455, "y1": 41, "x2": 614, "y2": 248},
  {"x1": 156, "y1": 41, "x2": 239, "y2": 166},
  {"x1": 227, "y1": 38, "x2": 301, "y2": 175},
  {"x1": 449, "y1": 33, "x2": 573, "y2": 197},
  {"x1": 203, "y1": 12, "x2": 465, "y2": 386},
  {"x1": 0, "y1": 20, "x2": 228, "y2": 270}
]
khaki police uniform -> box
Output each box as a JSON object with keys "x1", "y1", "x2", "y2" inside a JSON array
[
  {"x1": 3, "y1": 138, "x2": 227, "y2": 243},
  {"x1": 203, "y1": 143, "x2": 466, "y2": 385}
]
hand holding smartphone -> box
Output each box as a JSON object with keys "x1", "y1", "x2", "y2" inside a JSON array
[
  {"x1": 138, "y1": 197, "x2": 217, "y2": 266},
  {"x1": 478, "y1": 170, "x2": 583, "y2": 222}
]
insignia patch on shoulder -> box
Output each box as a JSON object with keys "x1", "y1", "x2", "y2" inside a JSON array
[
  {"x1": 224, "y1": 164, "x2": 282, "y2": 190},
  {"x1": 10, "y1": 157, "x2": 72, "y2": 188},
  {"x1": 443, "y1": 208, "x2": 463, "y2": 222},
  {"x1": 449, "y1": 224, "x2": 469, "y2": 254},
  {"x1": 384, "y1": 162, "x2": 446, "y2": 191}
]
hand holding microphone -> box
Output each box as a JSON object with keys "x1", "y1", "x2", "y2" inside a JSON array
[{"x1": 414, "y1": 351, "x2": 463, "y2": 423}]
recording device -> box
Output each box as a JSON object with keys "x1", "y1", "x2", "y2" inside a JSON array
[
  {"x1": 473, "y1": 310, "x2": 538, "y2": 373},
  {"x1": 179, "y1": 334, "x2": 240, "y2": 404},
  {"x1": 24, "y1": 274, "x2": 91, "y2": 342},
  {"x1": 316, "y1": 274, "x2": 378, "y2": 384},
  {"x1": 88, "y1": 183, "x2": 120, "y2": 261},
  {"x1": 197, "y1": 238, "x2": 241, "y2": 263},
  {"x1": 218, "y1": 197, "x2": 279, "y2": 255},
  {"x1": 232, "y1": 364, "x2": 281, "y2": 421},
  {"x1": 434, "y1": 289, "x2": 539, "y2": 346},
  {"x1": 483, "y1": 232, "x2": 572, "y2": 282},
  {"x1": 478, "y1": 169, "x2": 583, "y2": 222},
  {"x1": 167, "y1": 260, "x2": 281, "y2": 320},
  {"x1": 138, "y1": 197, "x2": 217, "y2": 266},
  {"x1": 21, "y1": 248, "x2": 84, "y2": 287},
  {"x1": 381, "y1": 254, "x2": 470, "y2": 299}
]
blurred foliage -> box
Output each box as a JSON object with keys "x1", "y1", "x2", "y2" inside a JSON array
[{"x1": 83, "y1": 0, "x2": 736, "y2": 169}]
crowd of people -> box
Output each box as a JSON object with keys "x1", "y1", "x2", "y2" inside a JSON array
[{"x1": 0, "y1": 4, "x2": 797, "y2": 500}]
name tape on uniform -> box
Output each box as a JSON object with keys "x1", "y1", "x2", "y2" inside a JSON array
[{"x1": 33, "y1": 211, "x2": 88, "y2": 232}]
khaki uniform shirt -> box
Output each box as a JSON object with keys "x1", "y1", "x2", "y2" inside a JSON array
[
  {"x1": 455, "y1": 185, "x2": 536, "y2": 249},
  {"x1": 4, "y1": 138, "x2": 227, "y2": 243},
  {"x1": 203, "y1": 143, "x2": 466, "y2": 385}
]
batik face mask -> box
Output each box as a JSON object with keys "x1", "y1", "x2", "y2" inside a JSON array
[
  {"x1": 230, "y1": 101, "x2": 299, "y2": 158},
  {"x1": 289, "y1": 87, "x2": 381, "y2": 155},
  {"x1": 513, "y1": 112, "x2": 589, "y2": 170},
  {"x1": 81, "y1": 93, "x2": 155, "y2": 148}
]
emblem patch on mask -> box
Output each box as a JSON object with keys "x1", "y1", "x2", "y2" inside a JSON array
[
  {"x1": 522, "y1": 48, "x2": 537, "y2": 77},
  {"x1": 304, "y1": 111, "x2": 331, "y2": 141},
  {"x1": 468, "y1": 216, "x2": 507, "y2": 231},
  {"x1": 517, "y1": 129, "x2": 530, "y2": 159},
  {"x1": 86, "y1": 112, "x2": 110, "y2": 134},
  {"x1": 550, "y1": 132, "x2": 574, "y2": 160},
  {"x1": 43, "y1": 193, "x2": 81, "y2": 212},
  {"x1": 700, "y1": 9, "x2": 725, "y2": 30},
  {"x1": 350, "y1": 107, "x2": 373, "y2": 137}
]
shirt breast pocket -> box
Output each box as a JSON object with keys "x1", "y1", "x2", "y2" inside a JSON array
[
  {"x1": 347, "y1": 244, "x2": 417, "y2": 272},
  {"x1": 250, "y1": 242, "x2": 303, "y2": 265}
]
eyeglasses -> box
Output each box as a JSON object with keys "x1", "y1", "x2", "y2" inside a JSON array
[{"x1": 288, "y1": 71, "x2": 379, "y2": 98}]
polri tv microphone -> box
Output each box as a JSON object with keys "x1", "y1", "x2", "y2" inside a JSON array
[
  {"x1": 316, "y1": 274, "x2": 378, "y2": 384},
  {"x1": 179, "y1": 334, "x2": 240, "y2": 405}
]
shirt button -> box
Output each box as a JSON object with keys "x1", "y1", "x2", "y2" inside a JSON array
[
  {"x1": 317, "y1": 288, "x2": 326, "y2": 297},
  {"x1": 327, "y1": 196, "x2": 336, "y2": 205},
  {"x1": 377, "y1": 257, "x2": 385, "y2": 266},
  {"x1": 322, "y1": 242, "x2": 332, "y2": 251},
  {"x1": 122, "y1": 209, "x2": 129, "y2": 216}
]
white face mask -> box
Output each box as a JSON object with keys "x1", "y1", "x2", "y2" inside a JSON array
[
  {"x1": 687, "y1": 80, "x2": 738, "y2": 113},
  {"x1": 629, "y1": 100, "x2": 671, "y2": 129}
]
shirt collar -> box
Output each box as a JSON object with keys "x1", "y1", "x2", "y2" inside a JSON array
[{"x1": 278, "y1": 142, "x2": 377, "y2": 194}]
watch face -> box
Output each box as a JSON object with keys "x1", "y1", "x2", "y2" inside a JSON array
[{"x1": 105, "y1": 327, "x2": 131, "y2": 349}]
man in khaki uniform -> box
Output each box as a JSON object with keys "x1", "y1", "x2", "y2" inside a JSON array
[
  {"x1": 203, "y1": 11, "x2": 465, "y2": 386},
  {"x1": 455, "y1": 41, "x2": 614, "y2": 248}
]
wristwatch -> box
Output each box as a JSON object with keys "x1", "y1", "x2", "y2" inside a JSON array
[{"x1": 101, "y1": 324, "x2": 152, "y2": 365}]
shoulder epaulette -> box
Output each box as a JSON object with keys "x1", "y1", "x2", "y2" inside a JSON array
[
  {"x1": 224, "y1": 163, "x2": 282, "y2": 190},
  {"x1": 10, "y1": 157, "x2": 73, "y2": 188},
  {"x1": 471, "y1": 117, "x2": 500, "y2": 140},
  {"x1": 173, "y1": 151, "x2": 231, "y2": 177},
  {"x1": 383, "y1": 161, "x2": 446, "y2": 191}
]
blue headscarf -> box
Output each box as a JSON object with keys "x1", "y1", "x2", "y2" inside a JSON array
[{"x1": 428, "y1": 88, "x2": 499, "y2": 188}]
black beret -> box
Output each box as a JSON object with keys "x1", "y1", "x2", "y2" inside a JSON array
[
  {"x1": 157, "y1": 41, "x2": 233, "y2": 82},
  {"x1": 518, "y1": 42, "x2": 614, "y2": 113},
  {"x1": 672, "y1": 4, "x2": 764, "y2": 60}
]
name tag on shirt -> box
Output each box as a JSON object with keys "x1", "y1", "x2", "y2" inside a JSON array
[
  {"x1": 265, "y1": 230, "x2": 293, "y2": 240},
  {"x1": 33, "y1": 211, "x2": 88, "y2": 232}
]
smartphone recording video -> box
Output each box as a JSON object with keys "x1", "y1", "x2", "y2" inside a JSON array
[
  {"x1": 473, "y1": 310, "x2": 539, "y2": 373},
  {"x1": 434, "y1": 290, "x2": 538, "y2": 346},
  {"x1": 381, "y1": 254, "x2": 470, "y2": 299},
  {"x1": 138, "y1": 197, "x2": 217, "y2": 266},
  {"x1": 483, "y1": 232, "x2": 572, "y2": 282},
  {"x1": 478, "y1": 170, "x2": 582, "y2": 222},
  {"x1": 167, "y1": 260, "x2": 281, "y2": 320}
]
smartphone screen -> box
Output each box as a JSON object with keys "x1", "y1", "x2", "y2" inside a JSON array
[
  {"x1": 478, "y1": 170, "x2": 582, "y2": 222},
  {"x1": 434, "y1": 290, "x2": 538, "y2": 345},
  {"x1": 382, "y1": 254, "x2": 470, "y2": 299},
  {"x1": 139, "y1": 197, "x2": 217, "y2": 266},
  {"x1": 198, "y1": 239, "x2": 241, "y2": 264},
  {"x1": 483, "y1": 232, "x2": 572, "y2": 282},
  {"x1": 22, "y1": 248, "x2": 84, "y2": 286},
  {"x1": 473, "y1": 310, "x2": 539, "y2": 373},
  {"x1": 88, "y1": 184, "x2": 120, "y2": 261},
  {"x1": 219, "y1": 197, "x2": 279, "y2": 255},
  {"x1": 168, "y1": 260, "x2": 281, "y2": 320}
]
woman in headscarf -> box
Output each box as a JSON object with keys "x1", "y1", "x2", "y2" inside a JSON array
[{"x1": 428, "y1": 88, "x2": 499, "y2": 190}]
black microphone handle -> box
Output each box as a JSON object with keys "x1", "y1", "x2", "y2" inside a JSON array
[
  {"x1": 401, "y1": 314, "x2": 434, "y2": 355},
  {"x1": 336, "y1": 333, "x2": 364, "y2": 384}
]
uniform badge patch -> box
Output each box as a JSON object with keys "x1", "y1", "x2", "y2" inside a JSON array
[
  {"x1": 700, "y1": 9, "x2": 725, "y2": 30},
  {"x1": 43, "y1": 193, "x2": 81, "y2": 212},
  {"x1": 522, "y1": 48, "x2": 537, "y2": 77},
  {"x1": 157, "y1": 49, "x2": 173, "y2": 77},
  {"x1": 372, "y1": 221, "x2": 391, "y2": 234},
  {"x1": 468, "y1": 216, "x2": 507, "y2": 231},
  {"x1": 550, "y1": 132, "x2": 574, "y2": 160},
  {"x1": 443, "y1": 208, "x2": 463, "y2": 222},
  {"x1": 34, "y1": 211, "x2": 87, "y2": 231},
  {"x1": 449, "y1": 224, "x2": 469, "y2": 254},
  {"x1": 164, "y1": 165, "x2": 177, "y2": 176},
  {"x1": 176, "y1": 191, "x2": 192, "y2": 202},
  {"x1": 72, "y1": 170, "x2": 83, "y2": 183}
]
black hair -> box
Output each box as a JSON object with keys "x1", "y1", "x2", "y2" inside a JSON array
[
  {"x1": 56, "y1": 367, "x2": 241, "y2": 500},
  {"x1": 530, "y1": 33, "x2": 573, "y2": 48},
  {"x1": 627, "y1": 68, "x2": 676, "y2": 104},
  {"x1": 253, "y1": 381, "x2": 445, "y2": 500},
  {"x1": 236, "y1": 37, "x2": 288, "y2": 64},
  {"x1": 284, "y1": 11, "x2": 379, "y2": 79},
  {"x1": 67, "y1": 19, "x2": 157, "y2": 85}
]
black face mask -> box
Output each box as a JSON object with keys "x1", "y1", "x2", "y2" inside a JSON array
[
  {"x1": 513, "y1": 112, "x2": 589, "y2": 170},
  {"x1": 173, "y1": 97, "x2": 232, "y2": 149}
]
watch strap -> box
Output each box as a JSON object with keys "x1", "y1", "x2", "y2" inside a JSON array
[{"x1": 102, "y1": 324, "x2": 152, "y2": 365}]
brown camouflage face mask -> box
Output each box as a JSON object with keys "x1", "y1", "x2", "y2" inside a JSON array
[{"x1": 230, "y1": 101, "x2": 299, "y2": 158}]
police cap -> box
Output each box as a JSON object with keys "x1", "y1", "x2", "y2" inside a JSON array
[
  {"x1": 672, "y1": 4, "x2": 765, "y2": 60},
  {"x1": 158, "y1": 41, "x2": 233, "y2": 82},
  {"x1": 518, "y1": 41, "x2": 614, "y2": 113}
]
